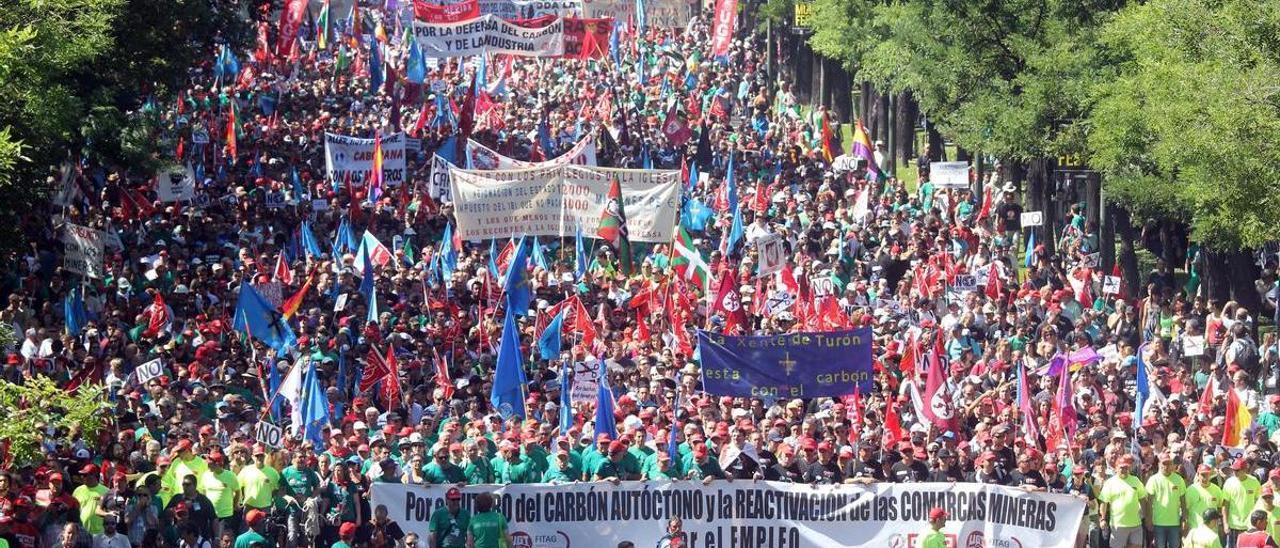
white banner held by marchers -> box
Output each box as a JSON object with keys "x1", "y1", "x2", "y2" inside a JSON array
[
  {"x1": 373, "y1": 480, "x2": 1086, "y2": 548},
  {"x1": 323, "y1": 132, "x2": 408, "y2": 187},
  {"x1": 930, "y1": 161, "x2": 970, "y2": 188},
  {"x1": 466, "y1": 137, "x2": 597, "y2": 170},
  {"x1": 449, "y1": 164, "x2": 679, "y2": 243},
  {"x1": 412, "y1": 15, "x2": 565, "y2": 58}
]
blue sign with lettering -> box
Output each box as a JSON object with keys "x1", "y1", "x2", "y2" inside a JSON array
[{"x1": 697, "y1": 328, "x2": 875, "y2": 398}]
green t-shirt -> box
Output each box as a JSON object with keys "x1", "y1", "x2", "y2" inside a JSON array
[
  {"x1": 429, "y1": 507, "x2": 471, "y2": 548},
  {"x1": 468, "y1": 510, "x2": 508, "y2": 548},
  {"x1": 72, "y1": 483, "x2": 109, "y2": 535},
  {"x1": 496, "y1": 458, "x2": 536, "y2": 484},
  {"x1": 1184, "y1": 482, "x2": 1223, "y2": 529},
  {"x1": 1183, "y1": 525, "x2": 1223, "y2": 548},
  {"x1": 237, "y1": 464, "x2": 280, "y2": 510},
  {"x1": 234, "y1": 530, "x2": 270, "y2": 548},
  {"x1": 1223, "y1": 474, "x2": 1262, "y2": 530},
  {"x1": 423, "y1": 461, "x2": 467, "y2": 484},
  {"x1": 1098, "y1": 474, "x2": 1146, "y2": 528},
  {"x1": 1257, "y1": 412, "x2": 1280, "y2": 436},
  {"x1": 921, "y1": 529, "x2": 946, "y2": 548},
  {"x1": 281, "y1": 466, "x2": 320, "y2": 499},
  {"x1": 1144, "y1": 472, "x2": 1186, "y2": 526},
  {"x1": 199, "y1": 468, "x2": 240, "y2": 518},
  {"x1": 464, "y1": 458, "x2": 494, "y2": 484}
]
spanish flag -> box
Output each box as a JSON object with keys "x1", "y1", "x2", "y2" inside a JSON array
[{"x1": 1222, "y1": 387, "x2": 1253, "y2": 447}]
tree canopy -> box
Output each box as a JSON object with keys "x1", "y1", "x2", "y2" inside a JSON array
[{"x1": 806, "y1": 0, "x2": 1280, "y2": 249}]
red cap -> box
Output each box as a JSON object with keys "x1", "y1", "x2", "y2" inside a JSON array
[
  {"x1": 48, "y1": 473, "x2": 63, "y2": 482},
  {"x1": 693, "y1": 444, "x2": 708, "y2": 456},
  {"x1": 608, "y1": 440, "x2": 626, "y2": 454},
  {"x1": 245, "y1": 509, "x2": 266, "y2": 526},
  {"x1": 446, "y1": 487, "x2": 463, "y2": 500},
  {"x1": 817, "y1": 441, "x2": 833, "y2": 452},
  {"x1": 929, "y1": 507, "x2": 948, "y2": 521},
  {"x1": 1232, "y1": 458, "x2": 1247, "y2": 470},
  {"x1": 1197, "y1": 464, "x2": 1213, "y2": 474},
  {"x1": 207, "y1": 453, "x2": 226, "y2": 466},
  {"x1": 1269, "y1": 468, "x2": 1280, "y2": 480},
  {"x1": 79, "y1": 463, "x2": 99, "y2": 476},
  {"x1": 175, "y1": 439, "x2": 194, "y2": 452},
  {"x1": 383, "y1": 425, "x2": 398, "y2": 436}
]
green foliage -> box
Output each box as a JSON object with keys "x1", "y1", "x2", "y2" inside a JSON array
[
  {"x1": 0, "y1": 377, "x2": 106, "y2": 467},
  {"x1": 1088, "y1": 0, "x2": 1280, "y2": 248},
  {"x1": 758, "y1": 0, "x2": 795, "y2": 25}
]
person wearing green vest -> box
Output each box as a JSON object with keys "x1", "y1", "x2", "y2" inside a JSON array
[
  {"x1": 463, "y1": 442, "x2": 495, "y2": 484},
  {"x1": 1184, "y1": 509, "x2": 1224, "y2": 548},
  {"x1": 1145, "y1": 453, "x2": 1186, "y2": 548},
  {"x1": 161, "y1": 439, "x2": 208, "y2": 509},
  {"x1": 1186, "y1": 464, "x2": 1225, "y2": 531},
  {"x1": 1098, "y1": 454, "x2": 1147, "y2": 548},
  {"x1": 1254, "y1": 485, "x2": 1280, "y2": 544},
  {"x1": 1257, "y1": 396, "x2": 1280, "y2": 437},
  {"x1": 921, "y1": 507, "x2": 948, "y2": 548},
  {"x1": 72, "y1": 463, "x2": 111, "y2": 536},
  {"x1": 467, "y1": 493, "x2": 512, "y2": 548},
  {"x1": 234, "y1": 509, "x2": 271, "y2": 548},
  {"x1": 1225, "y1": 458, "x2": 1263, "y2": 542},
  {"x1": 198, "y1": 452, "x2": 239, "y2": 539},
  {"x1": 429, "y1": 487, "x2": 470, "y2": 548},
  {"x1": 237, "y1": 445, "x2": 280, "y2": 511},
  {"x1": 494, "y1": 441, "x2": 536, "y2": 484}
]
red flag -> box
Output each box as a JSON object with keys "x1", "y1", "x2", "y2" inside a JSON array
[
  {"x1": 883, "y1": 398, "x2": 903, "y2": 447},
  {"x1": 143, "y1": 293, "x2": 171, "y2": 338},
  {"x1": 661, "y1": 102, "x2": 692, "y2": 145},
  {"x1": 273, "y1": 253, "x2": 294, "y2": 286},
  {"x1": 276, "y1": 0, "x2": 308, "y2": 58},
  {"x1": 359, "y1": 346, "x2": 392, "y2": 391},
  {"x1": 381, "y1": 346, "x2": 402, "y2": 408},
  {"x1": 65, "y1": 360, "x2": 104, "y2": 392},
  {"x1": 254, "y1": 22, "x2": 273, "y2": 64},
  {"x1": 413, "y1": 0, "x2": 479, "y2": 22},
  {"x1": 898, "y1": 335, "x2": 919, "y2": 378},
  {"x1": 1198, "y1": 375, "x2": 1216, "y2": 414},
  {"x1": 710, "y1": 0, "x2": 737, "y2": 58},
  {"x1": 711, "y1": 273, "x2": 748, "y2": 334},
  {"x1": 976, "y1": 185, "x2": 994, "y2": 222},
  {"x1": 921, "y1": 346, "x2": 950, "y2": 428},
  {"x1": 984, "y1": 261, "x2": 1002, "y2": 300},
  {"x1": 433, "y1": 349, "x2": 455, "y2": 400}
]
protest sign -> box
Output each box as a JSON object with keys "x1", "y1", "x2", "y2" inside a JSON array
[
  {"x1": 466, "y1": 136, "x2": 597, "y2": 170},
  {"x1": 264, "y1": 190, "x2": 287, "y2": 208},
  {"x1": 478, "y1": 0, "x2": 581, "y2": 18},
  {"x1": 930, "y1": 162, "x2": 970, "y2": 188},
  {"x1": 764, "y1": 291, "x2": 796, "y2": 316},
  {"x1": 324, "y1": 132, "x2": 408, "y2": 187},
  {"x1": 583, "y1": 0, "x2": 688, "y2": 28},
  {"x1": 414, "y1": 0, "x2": 481, "y2": 22},
  {"x1": 811, "y1": 277, "x2": 836, "y2": 297},
  {"x1": 569, "y1": 359, "x2": 600, "y2": 403},
  {"x1": 697, "y1": 327, "x2": 875, "y2": 396},
  {"x1": 952, "y1": 274, "x2": 977, "y2": 293},
  {"x1": 256, "y1": 421, "x2": 285, "y2": 448},
  {"x1": 63, "y1": 223, "x2": 106, "y2": 279},
  {"x1": 1102, "y1": 275, "x2": 1121, "y2": 295},
  {"x1": 1183, "y1": 335, "x2": 1206, "y2": 357},
  {"x1": 1021, "y1": 211, "x2": 1043, "y2": 227},
  {"x1": 412, "y1": 15, "x2": 565, "y2": 57},
  {"x1": 135, "y1": 358, "x2": 166, "y2": 385},
  {"x1": 449, "y1": 164, "x2": 680, "y2": 243},
  {"x1": 156, "y1": 164, "x2": 196, "y2": 202},
  {"x1": 756, "y1": 235, "x2": 786, "y2": 277},
  {"x1": 561, "y1": 17, "x2": 613, "y2": 59},
  {"x1": 429, "y1": 154, "x2": 455, "y2": 202},
  {"x1": 373, "y1": 480, "x2": 1085, "y2": 548}
]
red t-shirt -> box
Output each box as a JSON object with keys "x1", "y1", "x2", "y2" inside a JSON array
[{"x1": 1237, "y1": 530, "x2": 1277, "y2": 548}]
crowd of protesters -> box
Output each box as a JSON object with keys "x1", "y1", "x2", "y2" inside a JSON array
[{"x1": 2, "y1": 1, "x2": 1280, "y2": 548}]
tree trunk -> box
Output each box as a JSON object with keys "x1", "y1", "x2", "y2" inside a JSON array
[
  {"x1": 1202, "y1": 247, "x2": 1262, "y2": 313},
  {"x1": 1203, "y1": 247, "x2": 1232, "y2": 304},
  {"x1": 859, "y1": 81, "x2": 871, "y2": 122},
  {"x1": 925, "y1": 122, "x2": 944, "y2": 162},
  {"x1": 1026, "y1": 158, "x2": 1055, "y2": 255},
  {"x1": 1112, "y1": 205, "x2": 1141, "y2": 296},
  {"x1": 876, "y1": 92, "x2": 891, "y2": 145},
  {"x1": 895, "y1": 91, "x2": 916, "y2": 165},
  {"x1": 1101, "y1": 200, "x2": 1117, "y2": 274},
  {"x1": 955, "y1": 147, "x2": 971, "y2": 162}
]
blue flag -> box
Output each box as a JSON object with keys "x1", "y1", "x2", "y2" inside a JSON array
[
  {"x1": 368, "y1": 34, "x2": 383, "y2": 91},
  {"x1": 559, "y1": 366, "x2": 574, "y2": 431},
  {"x1": 406, "y1": 42, "x2": 426, "y2": 84},
  {"x1": 488, "y1": 239, "x2": 500, "y2": 279},
  {"x1": 268, "y1": 357, "x2": 282, "y2": 420},
  {"x1": 300, "y1": 221, "x2": 324, "y2": 259},
  {"x1": 440, "y1": 223, "x2": 458, "y2": 282},
  {"x1": 233, "y1": 283, "x2": 297, "y2": 353},
  {"x1": 531, "y1": 237, "x2": 550, "y2": 271},
  {"x1": 538, "y1": 311, "x2": 565, "y2": 360},
  {"x1": 1024, "y1": 230, "x2": 1036, "y2": 268},
  {"x1": 360, "y1": 244, "x2": 378, "y2": 324},
  {"x1": 688, "y1": 160, "x2": 699, "y2": 189},
  {"x1": 332, "y1": 217, "x2": 357, "y2": 258},
  {"x1": 609, "y1": 20, "x2": 621, "y2": 66},
  {"x1": 504, "y1": 236, "x2": 532, "y2": 317},
  {"x1": 681, "y1": 197, "x2": 714, "y2": 231},
  {"x1": 725, "y1": 153, "x2": 738, "y2": 214},
  {"x1": 337, "y1": 350, "x2": 348, "y2": 398},
  {"x1": 537, "y1": 116, "x2": 556, "y2": 159},
  {"x1": 635, "y1": 0, "x2": 647, "y2": 29},
  {"x1": 64, "y1": 287, "x2": 87, "y2": 336},
  {"x1": 299, "y1": 361, "x2": 330, "y2": 451},
  {"x1": 575, "y1": 223, "x2": 588, "y2": 279},
  {"x1": 666, "y1": 410, "x2": 680, "y2": 466},
  {"x1": 594, "y1": 358, "x2": 618, "y2": 440},
  {"x1": 726, "y1": 203, "x2": 744, "y2": 255},
  {"x1": 491, "y1": 308, "x2": 528, "y2": 419}
]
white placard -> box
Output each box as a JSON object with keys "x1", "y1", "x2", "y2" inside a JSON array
[
  {"x1": 756, "y1": 235, "x2": 786, "y2": 277},
  {"x1": 449, "y1": 164, "x2": 680, "y2": 243},
  {"x1": 334, "y1": 293, "x2": 350, "y2": 312},
  {"x1": 411, "y1": 15, "x2": 565, "y2": 58},
  {"x1": 569, "y1": 359, "x2": 600, "y2": 403},
  {"x1": 62, "y1": 223, "x2": 106, "y2": 279},
  {"x1": 429, "y1": 154, "x2": 455, "y2": 202},
  {"x1": 1021, "y1": 211, "x2": 1043, "y2": 227},
  {"x1": 256, "y1": 421, "x2": 285, "y2": 448},
  {"x1": 1103, "y1": 275, "x2": 1121, "y2": 295},
  {"x1": 156, "y1": 164, "x2": 197, "y2": 202},
  {"x1": 764, "y1": 291, "x2": 796, "y2": 316},
  {"x1": 264, "y1": 190, "x2": 287, "y2": 209},
  {"x1": 324, "y1": 132, "x2": 408, "y2": 187},
  {"x1": 929, "y1": 162, "x2": 970, "y2": 188},
  {"x1": 466, "y1": 137, "x2": 597, "y2": 170},
  {"x1": 135, "y1": 358, "x2": 166, "y2": 385},
  {"x1": 582, "y1": 0, "x2": 690, "y2": 27},
  {"x1": 372, "y1": 481, "x2": 1086, "y2": 548},
  {"x1": 1082, "y1": 252, "x2": 1101, "y2": 269},
  {"x1": 811, "y1": 278, "x2": 836, "y2": 297},
  {"x1": 1183, "y1": 335, "x2": 1206, "y2": 357},
  {"x1": 952, "y1": 274, "x2": 978, "y2": 293}
]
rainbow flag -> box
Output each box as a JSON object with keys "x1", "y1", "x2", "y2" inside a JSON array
[
  {"x1": 850, "y1": 119, "x2": 881, "y2": 180},
  {"x1": 316, "y1": 0, "x2": 329, "y2": 50}
]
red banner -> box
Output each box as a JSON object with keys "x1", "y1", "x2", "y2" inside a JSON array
[
  {"x1": 710, "y1": 0, "x2": 737, "y2": 58},
  {"x1": 562, "y1": 17, "x2": 613, "y2": 59},
  {"x1": 413, "y1": 0, "x2": 480, "y2": 23},
  {"x1": 276, "y1": 0, "x2": 308, "y2": 57}
]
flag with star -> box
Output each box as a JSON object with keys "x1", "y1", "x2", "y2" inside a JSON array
[{"x1": 596, "y1": 177, "x2": 633, "y2": 275}]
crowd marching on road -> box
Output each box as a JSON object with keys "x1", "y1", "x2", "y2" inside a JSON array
[{"x1": 3, "y1": 0, "x2": 1280, "y2": 547}]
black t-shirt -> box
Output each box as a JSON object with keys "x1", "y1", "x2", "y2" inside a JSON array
[
  {"x1": 803, "y1": 460, "x2": 844, "y2": 484},
  {"x1": 766, "y1": 462, "x2": 806, "y2": 483},
  {"x1": 996, "y1": 201, "x2": 1023, "y2": 232},
  {"x1": 968, "y1": 468, "x2": 1010, "y2": 485},
  {"x1": 1008, "y1": 469, "x2": 1047, "y2": 489},
  {"x1": 847, "y1": 458, "x2": 885, "y2": 481},
  {"x1": 891, "y1": 460, "x2": 930, "y2": 483},
  {"x1": 928, "y1": 467, "x2": 965, "y2": 482}
]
